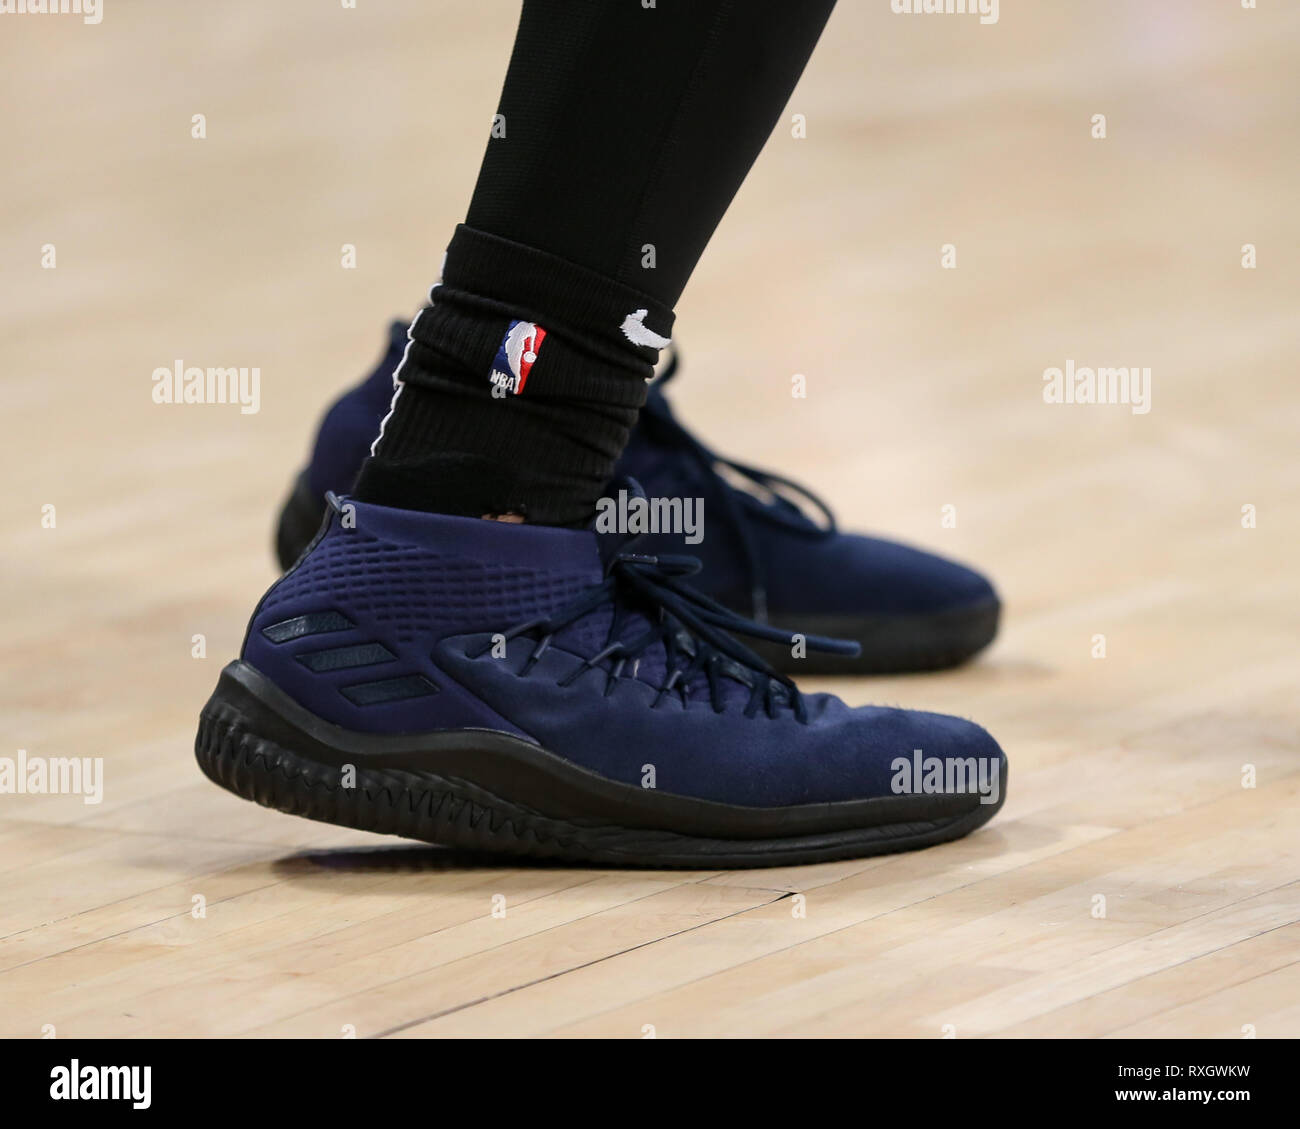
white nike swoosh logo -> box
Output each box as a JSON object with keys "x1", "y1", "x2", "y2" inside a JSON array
[{"x1": 620, "y1": 308, "x2": 671, "y2": 350}]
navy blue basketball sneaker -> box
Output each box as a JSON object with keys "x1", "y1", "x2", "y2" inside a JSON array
[
  {"x1": 275, "y1": 322, "x2": 1000, "y2": 674},
  {"x1": 200, "y1": 493, "x2": 1006, "y2": 866}
]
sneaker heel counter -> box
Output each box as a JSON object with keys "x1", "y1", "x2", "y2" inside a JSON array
[
  {"x1": 241, "y1": 505, "x2": 343, "y2": 674},
  {"x1": 235, "y1": 508, "x2": 520, "y2": 736}
]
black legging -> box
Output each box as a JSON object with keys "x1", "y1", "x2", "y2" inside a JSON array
[
  {"x1": 359, "y1": 0, "x2": 837, "y2": 524},
  {"x1": 468, "y1": 0, "x2": 837, "y2": 307}
]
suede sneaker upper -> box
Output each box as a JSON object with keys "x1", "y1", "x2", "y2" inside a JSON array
[{"x1": 245, "y1": 497, "x2": 1003, "y2": 809}]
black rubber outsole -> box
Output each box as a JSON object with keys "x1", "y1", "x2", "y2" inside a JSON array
[
  {"x1": 196, "y1": 661, "x2": 1006, "y2": 869},
  {"x1": 274, "y1": 472, "x2": 1000, "y2": 676}
]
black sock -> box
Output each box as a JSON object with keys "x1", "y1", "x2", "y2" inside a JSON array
[
  {"x1": 358, "y1": 0, "x2": 837, "y2": 525},
  {"x1": 358, "y1": 229, "x2": 664, "y2": 525}
]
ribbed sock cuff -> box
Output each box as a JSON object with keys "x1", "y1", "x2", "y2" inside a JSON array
[
  {"x1": 362, "y1": 225, "x2": 671, "y2": 525},
  {"x1": 436, "y1": 224, "x2": 675, "y2": 378}
]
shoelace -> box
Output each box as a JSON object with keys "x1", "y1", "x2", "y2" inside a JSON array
[
  {"x1": 636, "y1": 348, "x2": 839, "y2": 622},
  {"x1": 471, "y1": 551, "x2": 859, "y2": 722}
]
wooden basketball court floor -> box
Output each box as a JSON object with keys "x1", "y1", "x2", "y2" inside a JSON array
[{"x1": 2, "y1": 2, "x2": 1297, "y2": 1037}]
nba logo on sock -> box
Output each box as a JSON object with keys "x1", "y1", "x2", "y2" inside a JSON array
[{"x1": 489, "y1": 320, "x2": 546, "y2": 395}]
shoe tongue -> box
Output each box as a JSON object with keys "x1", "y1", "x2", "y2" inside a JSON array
[
  {"x1": 590, "y1": 475, "x2": 665, "y2": 564},
  {"x1": 622, "y1": 388, "x2": 826, "y2": 531},
  {"x1": 387, "y1": 320, "x2": 410, "y2": 353},
  {"x1": 572, "y1": 483, "x2": 761, "y2": 707}
]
